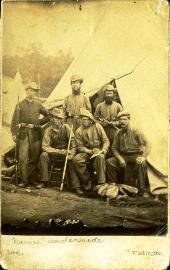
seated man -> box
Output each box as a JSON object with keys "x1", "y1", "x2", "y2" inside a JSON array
[
  {"x1": 37, "y1": 108, "x2": 79, "y2": 192},
  {"x1": 106, "y1": 111, "x2": 151, "y2": 197},
  {"x1": 73, "y1": 109, "x2": 110, "y2": 190}
]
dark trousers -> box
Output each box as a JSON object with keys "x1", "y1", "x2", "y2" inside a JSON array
[
  {"x1": 103, "y1": 126, "x2": 117, "y2": 145},
  {"x1": 39, "y1": 152, "x2": 80, "y2": 189},
  {"x1": 73, "y1": 153, "x2": 106, "y2": 185},
  {"x1": 106, "y1": 155, "x2": 148, "y2": 193},
  {"x1": 19, "y1": 130, "x2": 41, "y2": 184}
]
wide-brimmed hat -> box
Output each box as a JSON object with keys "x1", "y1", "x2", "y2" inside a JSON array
[
  {"x1": 25, "y1": 82, "x2": 40, "y2": 91},
  {"x1": 70, "y1": 74, "x2": 83, "y2": 83},
  {"x1": 80, "y1": 108, "x2": 94, "y2": 122},
  {"x1": 51, "y1": 108, "x2": 65, "y2": 119},
  {"x1": 103, "y1": 84, "x2": 116, "y2": 92},
  {"x1": 117, "y1": 110, "x2": 130, "y2": 119}
]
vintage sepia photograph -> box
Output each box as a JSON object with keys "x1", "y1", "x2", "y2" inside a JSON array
[{"x1": 1, "y1": 1, "x2": 169, "y2": 268}]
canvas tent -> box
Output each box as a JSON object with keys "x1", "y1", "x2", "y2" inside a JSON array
[
  {"x1": 44, "y1": 1, "x2": 168, "y2": 195},
  {"x1": 1, "y1": 72, "x2": 26, "y2": 155}
]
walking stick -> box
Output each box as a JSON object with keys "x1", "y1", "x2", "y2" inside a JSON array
[{"x1": 59, "y1": 124, "x2": 73, "y2": 192}]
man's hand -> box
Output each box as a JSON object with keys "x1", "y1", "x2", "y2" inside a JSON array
[
  {"x1": 60, "y1": 149, "x2": 72, "y2": 156},
  {"x1": 68, "y1": 154, "x2": 74, "y2": 160},
  {"x1": 93, "y1": 148, "x2": 100, "y2": 155},
  {"x1": 110, "y1": 121, "x2": 118, "y2": 128},
  {"x1": 90, "y1": 148, "x2": 106, "y2": 159},
  {"x1": 101, "y1": 149, "x2": 108, "y2": 155},
  {"x1": 57, "y1": 149, "x2": 66, "y2": 155},
  {"x1": 119, "y1": 157, "x2": 126, "y2": 168},
  {"x1": 12, "y1": 135, "x2": 16, "y2": 143},
  {"x1": 97, "y1": 118, "x2": 109, "y2": 127},
  {"x1": 85, "y1": 149, "x2": 93, "y2": 155},
  {"x1": 136, "y1": 156, "x2": 146, "y2": 165},
  {"x1": 101, "y1": 121, "x2": 110, "y2": 127}
]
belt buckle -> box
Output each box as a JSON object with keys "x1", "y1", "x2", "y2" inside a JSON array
[
  {"x1": 27, "y1": 124, "x2": 34, "y2": 128},
  {"x1": 20, "y1": 123, "x2": 26, "y2": 128}
]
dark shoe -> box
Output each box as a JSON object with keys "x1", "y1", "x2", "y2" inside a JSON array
[
  {"x1": 33, "y1": 181, "x2": 39, "y2": 186},
  {"x1": 138, "y1": 191, "x2": 150, "y2": 198},
  {"x1": 74, "y1": 188, "x2": 84, "y2": 196},
  {"x1": 84, "y1": 181, "x2": 92, "y2": 191},
  {"x1": 18, "y1": 183, "x2": 27, "y2": 188},
  {"x1": 143, "y1": 192, "x2": 150, "y2": 198},
  {"x1": 36, "y1": 182, "x2": 47, "y2": 189}
]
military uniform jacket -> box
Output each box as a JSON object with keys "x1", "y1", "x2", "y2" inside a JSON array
[
  {"x1": 42, "y1": 124, "x2": 76, "y2": 157},
  {"x1": 11, "y1": 98, "x2": 49, "y2": 140},
  {"x1": 63, "y1": 93, "x2": 91, "y2": 117},
  {"x1": 112, "y1": 125, "x2": 149, "y2": 156},
  {"x1": 75, "y1": 123, "x2": 110, "y2": 153},
  {"x1": 94, "y1": 101, "x2": 123, "y2": 124}
]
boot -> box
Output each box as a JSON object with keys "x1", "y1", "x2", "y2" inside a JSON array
[
  {"x1": 18, "y1": 183, "x2": 27, "y2": 188},
  {"x1": 36, "y1": 182, "x2": 48, "y2": 189},
  {"x1": 84, "y1": 181, "x2": 92, "y2": 191},
  {"x1": 74, "y1": 188, "x2": 84, "y2": 196}
]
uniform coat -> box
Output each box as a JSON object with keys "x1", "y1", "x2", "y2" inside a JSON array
[
  {"x1": 94, "y1": 101, "x2": 123, "y2": 144},
  {"x1": 40, "y1": 124, "x2": 79, "y2": 189},
  {"x1": 11, "y1": 98, "x2": 50, "y2": 184},
  {"x1": 106, "y1": 125, "x2": 150, "y2": 193},
  {"x1": 73, "y1": 122, "x2": 110, "y2": 185},
  {"x1": 63, "y1": 93, "x2": 91, "y2": 132}
]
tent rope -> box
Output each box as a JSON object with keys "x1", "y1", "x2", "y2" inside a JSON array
[{"x1": 113, "y1": 56, "x2": 148, "y2": 81}]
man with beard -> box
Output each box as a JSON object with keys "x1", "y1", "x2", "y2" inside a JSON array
[
  {"x1": 38, "y1": 108, "x2": 81, "y2": 194},
  {"x1": 73, "y1": 109, "x2": 110, "y2": 190},
  {"x1": 94, "y1": 84, "x2": 123, "y2": 144},
  {"x1": 63, "y1": 74, "x2": 92, "y2": 132},
  {"x1": 11, "y1": 82, "x2": 50, "y2": 188},
  {"x1": 106, "y1": 111, "x2": 151, "y2": 197}
]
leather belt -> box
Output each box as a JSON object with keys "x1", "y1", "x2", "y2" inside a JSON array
[
  {"x1": 20, "y1": 123, "x2": 40, "y2": 128},
  {"x1": 120, "y1": 151, "x2": 143, "y2": 156}
]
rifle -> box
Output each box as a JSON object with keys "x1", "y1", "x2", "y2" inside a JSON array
[
  {"x1": 97, "y1": 117, "x2": 118, "y2": 130},
  {"x1": 14, "y1": 96, "x2": 20, "y2": 185},
  {"x1": 59, "y1": 124, "x2": 73, "y2": 192}
]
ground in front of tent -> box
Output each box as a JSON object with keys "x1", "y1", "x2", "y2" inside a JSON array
[{"x1": 1, "y1": 179, "x2": 167, "y2": 236}]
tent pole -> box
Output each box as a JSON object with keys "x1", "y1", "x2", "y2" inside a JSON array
[{"x1": 111, "y1": 79, "x2": 123, "y2": 106}]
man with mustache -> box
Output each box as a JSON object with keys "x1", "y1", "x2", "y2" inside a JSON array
[
  {"x1": 11, "y1": 82, "x2": 50, "y2": 188},
  {"x1": 106, "y1": 111, "x2": 151, "y2": 197},
  {"x1": 73, "y1": 109, "x2": 110, "y2": 191},
  {"x1": 38, "y1": 108, "x2": 81, "y2": 194},
  {"x1": 63, "y1": 74, "x2": 91, "y2": 132},
  {"x1": 94, "y1": 84, "x2": 123, "y2": 144}
]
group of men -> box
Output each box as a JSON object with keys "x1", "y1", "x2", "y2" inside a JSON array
[{"x1": 11, "y1": 74, "x2": 151, "y2": 197}]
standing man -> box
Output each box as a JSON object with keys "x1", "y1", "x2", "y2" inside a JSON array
[
  {"x1": 11, "y1": 82, "x2": 50, "y2": 188},
  {"x1": 106, "y1": 111, "x2": 151, "y2": 197},
  {"x1": 63, "y1": 74, "x2": 92, "y2": 132},
  {"x1": 73, "y1": 109, "x2": 110, "y2": 190},
  {"x1": 94, "y1": 84, "x2": 123, "y2": 144},
  {"x1": 38, "y1": 108, "x2": 81, "y2": 194}
]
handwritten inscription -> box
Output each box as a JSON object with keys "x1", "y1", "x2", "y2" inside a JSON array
[
  {"x1": 128, "y1": 250, "x2": 164, "y2": 256},
  {"x1": 12, "y1": 236, "x2": 103, "y2": 245},
  {"x1": 48, "y1": 237, "x2": 103, "y2": 243},
  {"x1": 7, "y1": 249, "x2": 23, "y2": 256},
  {"x1": 12, "y1": 238, "x2": 40, "y2": 245}
]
